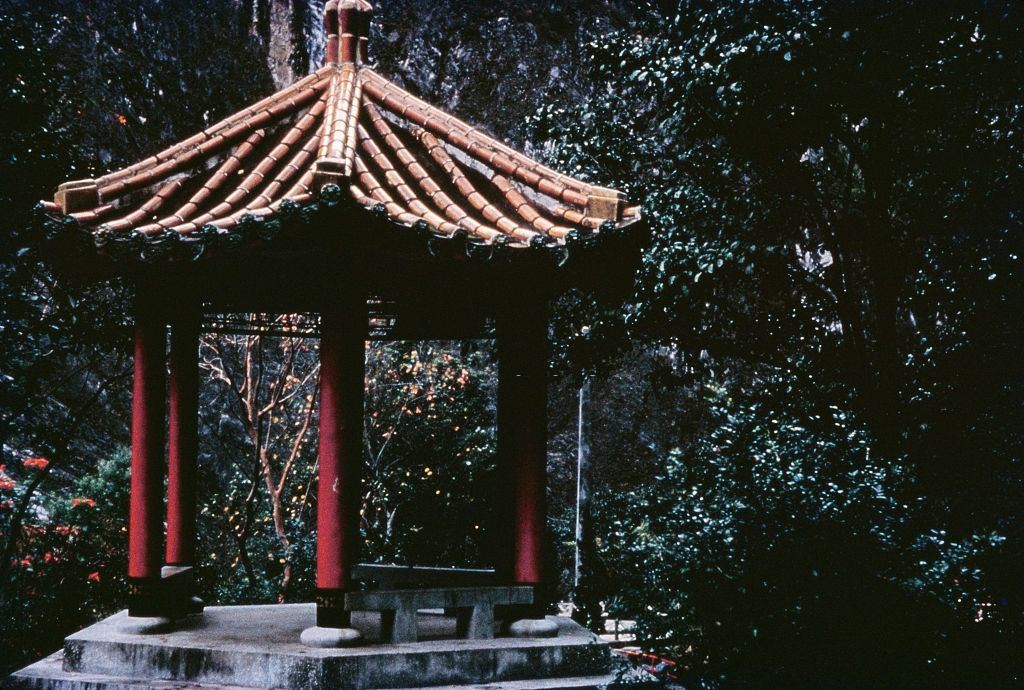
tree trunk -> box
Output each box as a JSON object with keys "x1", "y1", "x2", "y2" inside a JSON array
[{"x1": 260, "y1": 447, "x2": 294, "y2": 601}]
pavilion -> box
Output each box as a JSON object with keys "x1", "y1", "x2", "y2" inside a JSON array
[{"x1": 11, "y1": 1, "x2": 646, "y2": 687}]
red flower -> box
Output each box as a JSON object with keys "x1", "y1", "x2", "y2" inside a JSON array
[
  {"x1": 71, "y1": 497, "x2": 96, "y2": 509},
  {"x1": 22, "y1": 457, "x2": 49, "y2": 470},
  {"x1": 115, "y1": 113, "x2": 128, "y2": 125},
  {"x1": 87, "y1": 571, "x2": 101, "y2": 582},
  {"x1": 0, "y1": 464, "x2": 14, "y2": 491}
]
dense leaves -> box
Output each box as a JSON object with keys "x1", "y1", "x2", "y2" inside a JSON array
[
  {"x1": 192, "y1": 335, "x2": 497, "y2": 608},
  {"x1": 0, "y1": 0, "x2": 274, "y2": 672},
  {"x1": 0, "y1": 451, "x2": 131, "y2": 669},
  {"x1": 536, "y1": 0, "x2": 1024, "y2": 685}
]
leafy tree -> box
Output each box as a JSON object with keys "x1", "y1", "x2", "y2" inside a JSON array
[
  {"x1": 0, "y1": 0, "x2": 275, "y2": 673},
  {"x1": 361, "y1": 341, "x2": 498, "y2": 567},
  {"x1": 599, "y1": 381, "x2": 1016, "y2": 686},
  {"x1": 0, "y1": 0, "x2": 273, "y2": 603},
  {"x1": 535, "y1": 0, "x2": 1024, "y2": 684},
  {"x1": 198, "y1": 320, "x2": 322, "y2": 602},
  {"x1": 2, "y1": 0, "x2": 1021, "y2": 685},
  {"x1": 194, "y1": 334, "x2": 500, "y2": 607},
  {"x1": 0, "y1": 450, "x2": 130, "y2": 672}
]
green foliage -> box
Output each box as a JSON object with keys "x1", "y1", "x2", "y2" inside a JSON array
[
  {"x1": 0, "y1": 0, "x2": 1021, "y2": 685},
  {"x1": 0, "y1": 0, "x2": 274, "y2": 542},
  {"x1": 0, "y1": 0, "x2": 276, "y2": 673},
  {"x1": 0, "y1": 450, "x2": 130, "y2": 671},
  {"x1": 192, "y1": 338, "x2": 499, "y2": 608},
  {"x1": 0, "y1": 338, "x2": 500, "y2": 672},
  {"x1": 535, "y1": 0, "x2": 1024, "y2": 684},
  {"x1": 599, "y1": 381, "x2": 1016, "y2": 685},
  {"x1": 361, "y1": 342, "x2": 498, "y2": 567}
]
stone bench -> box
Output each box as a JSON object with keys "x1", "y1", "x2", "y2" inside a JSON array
[
  {"x1": 345, "y1": 586, "x2": 532, "y2": 643},
  {"x1": 352, "y1": 563, "x2": 496, "y2": 589}
]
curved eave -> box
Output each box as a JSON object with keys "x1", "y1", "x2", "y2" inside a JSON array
[
  {"x1": 37, "y1": 64, "x2": 645, "y2": 285},
  {"x1": 36, "y1": 193, "x2": 647, "y2": 289}
]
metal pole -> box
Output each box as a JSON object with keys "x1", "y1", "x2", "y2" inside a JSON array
[{"x1": 573, "y1": 375, "x2": 592, "y2": 592}]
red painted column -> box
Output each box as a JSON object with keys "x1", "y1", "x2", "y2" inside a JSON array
[
  {"x1": 316, "y1": 298, "x2": 366, "y2": 627},
  {"x1": 166, "y1": 314, "x2": 200, "y2": 567},
  {"x1": 128, "y1": 298, "x2": 166, "y2": 583},
  {"x1": 497, "y1": 298, "x2": 549, "y2": 588}
]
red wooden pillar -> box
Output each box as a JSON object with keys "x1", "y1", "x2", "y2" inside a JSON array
[
  {"x1": 166, "y1": 313, "x2": 200, "y2": 567},
  {"x1": 128, "y1": 298, "x2": 166, "y2": 586},
  {"x1": 315, "y1": 298, "x2": 366, "y2": 628},
  {"x1": 497, "y1": 298, "x2": 549, "y2": 590}
]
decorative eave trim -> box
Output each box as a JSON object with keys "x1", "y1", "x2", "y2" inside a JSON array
[{"x1": 34, "y1": 189, "x2": 646, "y2": 276}]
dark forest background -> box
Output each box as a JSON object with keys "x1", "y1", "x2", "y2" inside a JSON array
[{"x1": 1, "y1": 0, "x2": 1022, "y2": 687}]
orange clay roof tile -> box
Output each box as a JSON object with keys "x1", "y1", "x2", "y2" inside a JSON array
[{"x1": 41, "y1": 1, "x2": 640, "y2": 263}]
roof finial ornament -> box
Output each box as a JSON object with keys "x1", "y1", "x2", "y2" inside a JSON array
[
  {"x1": 586, "y1": 187, "x2": 623, "y2": 223},
  {"x1": 54, "y1": 179, "x2": 100, "y2": 214},
  {"x1": 326, "y1": 0, "x2": 372, "y2": 67},
  {"x1": 323, "y1": 1, "x2": 339, "y2": 66},
  {"x1": 357, "y1": 1, "x2": 373, "y2": 64},
  {"x1": 338, "y1": 0, "x2": 358, "y2": 64}
]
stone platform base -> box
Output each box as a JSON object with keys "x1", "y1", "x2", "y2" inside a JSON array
[{"x1": 3, "y1": 604, "x2": 636, "y2": 690}]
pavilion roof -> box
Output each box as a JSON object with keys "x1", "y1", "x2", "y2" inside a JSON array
[{"x1": 37, "y1": 1, "x2": 641, "y2": 269}]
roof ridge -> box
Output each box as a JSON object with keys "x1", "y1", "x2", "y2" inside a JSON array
[
  {"x1": 359, "y1": 68, "x2": 626, "y2": 226},
  {"x1": 312, "y1": 64, "x2": 362, "y2": 191},
  {"x1": 52, "y1": 69, "x2": 331, "y2": 216},
  {"x1": 96, "y1": 69, "x2": 330, "y2": 190},
  {"x1": 359, "y1": 70, "x2": 592, "y2": 197}
]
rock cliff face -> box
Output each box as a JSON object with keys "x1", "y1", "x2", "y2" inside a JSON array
[
  {"x1": 254, "y1": 0, "x2": 313, "y2": 89},
  {"x1": 262, "y1": 0, "x2": 639, "y2": 145}
]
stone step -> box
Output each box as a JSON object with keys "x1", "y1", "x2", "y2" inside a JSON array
[
  {"x1": 4, "y1": 654, "x2": 644, "y2": 690},
  {"x1": 2, "y1": 652, "x2": 253, "y2": 690},
  {"x1": 44, "y1": 604, "x2": 613, "y2": 690},
  {"x1": 379, "y1": 673, "x2": 653, "y2": 690}
]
